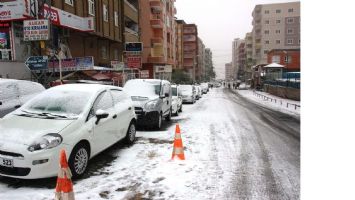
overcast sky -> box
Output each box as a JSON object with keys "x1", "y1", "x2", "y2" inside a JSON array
[{"x1": 175, "y1": 0, "x2": 299, "y2": 79}]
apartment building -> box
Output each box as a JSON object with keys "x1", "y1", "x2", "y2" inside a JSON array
[
  {"x1": 252, "y1": 1, "x2": 300, "y2": 64},
  {"x1": 225, "y1": 62, "x2": 233, "y2": 81},
  {"x1": 267, "y1": 49, "x2": 300, "y2": 71},
  {"x1": 232, "y1": 38, "x2": 244, "y2": 80},
  {"x1": 175, "y1": 19, "x2": 185, "y2": 70},
  {"x1": 245, "y1": 32, "x2": 253, "y2": 81},
  {"x1": 182, "y1": 23, "x2": 198, "y2": 81},
  {"x1": 124, "y1": 0, "x2": 139, "y2": 43},
  {"x1": 139, "y1": 0, "x2": 176, "y2": 80},
  {"x1": 0, "y1": 0, "x2": 125, "y2": 79},
  {"x1": 204, "y1": 48, "x2": 213, "y2": 81},
  {"x1": 197, "y1": 37, "x2": 205, "y2": 82},
  {"x1": 237, "y1": 42, "x2": 246, "y2": 81}
]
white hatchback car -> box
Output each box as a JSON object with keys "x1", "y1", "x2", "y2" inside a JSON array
[
  {"x1": 0, "y1": 84, "x2": 136, "y2": 179},
  {"x1": 171, "y1": 85, "x2": 183, "y2": 116}
]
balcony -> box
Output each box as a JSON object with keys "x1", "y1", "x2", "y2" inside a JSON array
[
  {"x1": 151, "y1": 38, "x2": 163, "y2": 45},
  {"x1": 150, "y1": 14, "x2": 163, "y2": 29},
  {"x1": 148, "y1": 56, "x2": 165, "y2": 63},
  {"x1": 149, "y1": 0, "x2": 163, "y2": 11},
  {"x1": 183, "y1": 53, "x2": 195, "y2": 59}
]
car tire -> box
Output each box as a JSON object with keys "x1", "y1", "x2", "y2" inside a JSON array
[
  {"x1": 154, "y1": 112, "x2": 162, "y2": 130},
  {"x1": 69, "y1": 143, "x2": 90, "y2": 178},
  {"x1": 165, "y1": 108, "x2": 172, "y2": 121},
  {"x1": 125, "y1": 121, "x2": 136, "y2": 145},
  {"x1": 179, "y1": 105, "x2": 182, "y2": 112}
]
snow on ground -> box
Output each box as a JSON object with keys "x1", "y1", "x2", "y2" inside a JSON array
[
  {"x1": 0, "y1": 90, "x2": 238, "y2": 200},
  {"x1": 236, "y1": 89, "x2": 300, "y2": 117}
]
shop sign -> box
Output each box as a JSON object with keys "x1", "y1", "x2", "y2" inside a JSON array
[
  {"x1": 43, "y1": 4, "x2": 94, "y2": 32},
  {"x1": 111, "y1": 60, "x2": 124, "y2": 70},
  {"x1": 154, "y1": 65, "x2": 172, "y2": 73},
  {"x1": 25, "y1": 56, "x2": 48, "y2": 71},
  {"x1": 126, "y1": 56, "x2": 141, "y2": 68},
  {"x1": 125, "y1": 42, "x2": 143, "y2": 52},
  {"x1": 0, "y1": 0, "x2": 30, "y2": 21},
  {"x1": 140, "y1": 70, "x2": 150, "y2": 78},
  {"x1": 23, "y1": 20, "x2": 50, "y2": 41},
  {"x1": 48, "y1": 56, "x2": 94, "y2": 72}
]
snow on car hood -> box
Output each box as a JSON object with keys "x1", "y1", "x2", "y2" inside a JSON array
[
  {"x1": 130, "y1": 96, "x2": 158, "y2": 108},
  {"x1": 0, "y1": 115, "x2": 75, "y2": 146}
]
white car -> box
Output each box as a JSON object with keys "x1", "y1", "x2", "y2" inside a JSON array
[
  {"x1": 171, "y1": 85, "x2": 183, "y2": 116},
  {"x1": 200, "y1": 83, "x2": 209, "y2": 94},
  {"x1": 0, "y1": 84, "x2": 136, "y2": 179},
  {"x1": 179, "y1": 85, "x2": 196, "y2": 104},
  {"x1": 195, "y1": 85, "x2": 202, "y2": 99},
  {"x1": 0, "y1": 79, "x2": 45, "y2": 118}
]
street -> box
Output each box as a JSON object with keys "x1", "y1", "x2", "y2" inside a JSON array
[{"x1": 0, "y1": 87, "x2": 300, "y2": 200}]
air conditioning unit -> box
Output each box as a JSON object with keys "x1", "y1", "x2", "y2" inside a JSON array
[{"x1": 63, "y1": 28, "x2": 70, "y2": 37}]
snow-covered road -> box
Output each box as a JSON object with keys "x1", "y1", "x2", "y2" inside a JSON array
[{"x1": 0, "y1": 87, "x2": 300, "y2": 200}]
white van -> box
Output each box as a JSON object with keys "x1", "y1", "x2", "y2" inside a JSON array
[
  {"x1": 123, "y1": 79, "x2": 172, "y2": 129},
  {"x1": 0, "y1": 79, "x2": 45, "y2": 118}
]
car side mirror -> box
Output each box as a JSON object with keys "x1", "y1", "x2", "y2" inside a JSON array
[
  {"x1": 95, "y1": 109, "x2": 109, "y2": 125},
  {"x1": 165, "y1": 93, "x2": 169, "y2": 98}
]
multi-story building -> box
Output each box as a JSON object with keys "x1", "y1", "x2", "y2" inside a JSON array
[
  {"x1": 204, "y1": 48, "x2": 213, "y2": 81},
  {"x1": 0, "y1": 0, "x2": 125, "y2": 79},
  {"x1": 139, "y1": 0, "x2": 176, "y2": 80},
  {"x1": 245, "y1": 32, "x2": 253, "y2": 81},
  {"x1": 232, "y1": 38, "x2": 244, "y2": 80},
  {"x1": 175, "y1": 19, "x2": 185, "y2": 70},
  {"x1": 267, "y1": 49, "x2": 300, "y2": 72},
  {"x1": 182, "y1": 23, "x2": 198, "y2": 81},
  {"x1": 197, "y1": 37, "x2": 205, "y2": 82},
  {"x1": 252, "y1": 1, "x2": 300, "y2": 64},
  {"x1": 237, "y1": 42, "x2": 246, "y2": 81},
  {"x1": 225, "y1": 62, "x2": 233, "y2": 81},
  {"x1": 124, "y1": 0, "x2": 139, "y2": 43}
]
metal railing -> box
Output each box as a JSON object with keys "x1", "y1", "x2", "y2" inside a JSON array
[{"x1": 253, "y1": 91, "x2": 300, "y2": 110}]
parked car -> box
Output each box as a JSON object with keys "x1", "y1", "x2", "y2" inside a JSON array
[
  {"x1": 123, "y1": 79, "x2": 172, "y2": 130},
  {"x1": 171, "y1": 84, "x2": 183, "y2": 116},
  {"x1": 179, "y1": 85, "x2": 196, "y2": 104},
  {"x1": 195, "y1": 85, "x2": 202, "y2": 99},
  {"x1": 0, "y1": 79, "x2": 45, "y2": 118},
  {"x1": 0, "y1": 84, "x2": 136, "y2": 179},
  {"x1": 201, "y1": 83, "x2": 209, "y2": 94}
]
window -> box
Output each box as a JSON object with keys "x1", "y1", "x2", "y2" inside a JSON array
[
  {"x1": 264, "y1": 10, "x2": 269, "y2": 14},
  {"x1": 88, "y1": 0, "x2": 95, "y2": 16},
  {"x1": 276, "y1": 19, "x2": 281, "y2": 24},
  {"x1": 285, "y1": 55, "x2": 292, "y2": 63},
  {"x1": 265, "y1": 20, "x2": 269, "y2": 24},
  {"x1": 114, "y1": 11, "x2": 118, "y2": 27},
  {"x1": 65, "y1": 0, "x2": 74, "y2": 6},
  {"x1": 287, "y1": 18, "x2": 294, "y2": 24},
  {"x1": 103, "y1": 4, "x2": 108, "y2": 22},
  {"x1": 101, "y1": 45, "x2": 107, "y2": 59},
  {"x1": 287, "y1": 39, "x2": 293, "y2": 44},
  {"x1": 287, "y1": 29, "x2": 294, "y2": 34},
  {"x1": 272, "y1": 55, "x2": 281, "y2": 63},
  {"x1": 288, "y1": 8, "x2": 294, "y2": 12},
  {"x1": 276, "y1": 9, "x2": 281, "y2": 13},
  {"x1": 276, "y1": 40, "x2": 281, "y2": 44},
  {"x1": 276, "y1": 30, "x2": 281, "y2": 34},
  {"x1": 92, "y1": 91, "x2": 114, "y2": 114},
  {"x1": 264, "y1": 30, "x2": 269, "y2": 34},
  {"x1": 265, "y1": 40, "x2": 269, "y2": 44}
]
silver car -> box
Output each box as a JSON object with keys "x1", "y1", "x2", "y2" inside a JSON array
[{"x1": 179, "y1": 85, "x2": 196, "y2": 104}]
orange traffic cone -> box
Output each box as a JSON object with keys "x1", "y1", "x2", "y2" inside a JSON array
[
  {"x1": 171, "y1": 124, "x2": 185, "y2": 160},
  {"x1": 55, "y1": 149, "x2": 75, "y2": 200}
]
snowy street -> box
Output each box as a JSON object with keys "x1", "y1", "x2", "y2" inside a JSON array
[{"x1": 0, "y1": 87, "x2": 300, "y2": 200}]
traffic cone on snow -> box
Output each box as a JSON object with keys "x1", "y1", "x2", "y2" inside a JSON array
[
  {"x1": 55, "y1": 149, "x2": 75, "y2": 200},
  {"x1": 171, "y1": 124, "x2": 185, "y2": 160}
]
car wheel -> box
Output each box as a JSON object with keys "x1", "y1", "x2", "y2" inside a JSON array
[
  {"x1": 165, "y1": 108, "x2": 172, "y2": 121},
  {"x1": 154, "y1": 112, "x2": 162, "y2": 130},
  {"x1": 69, "y1": 143, "x2": 90, "y2": 178},
  {"x1": 125, "y1": 121, "x2": 136, "y2": 145}
]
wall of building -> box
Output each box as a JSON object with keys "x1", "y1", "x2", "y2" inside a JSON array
[
  {"x1": 267, "y1": 49, "x2": 300, "y2": 71},
  {"x1": 264, "y1": 84, "x2": 300, "y2": 100}
]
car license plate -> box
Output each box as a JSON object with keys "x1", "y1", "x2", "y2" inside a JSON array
[{"x1": 0, "y1": 157, "x2": 13, "y2": 167}]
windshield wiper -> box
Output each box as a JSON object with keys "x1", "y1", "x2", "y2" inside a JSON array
[{"x1": 20, "y1": 110, "x2": 68, "y2": 119}]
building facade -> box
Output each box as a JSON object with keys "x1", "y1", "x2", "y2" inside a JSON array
[
  {"x1": 225, "y1": 62, "x2": 233, "y2": 81},
  {"x1": 237, "y1": 41, "x2": 246, "y2": 81},
  {"x1": 244, "y1": 32, "x2": 253, "y2": 81},
  {"x1": 175, "y1": 19, "x2": 185, "y2": 70},
  {"x1": 197, "y1": 37, "x2": 205, "y2": 82},
  {"x1": 232, "y1": 38, "x2": 244, "y2": 80},
  {"x1": 124, "y1": 0, "x2": 139, "y2": 43},
  {"x1": 267, "y1": 49, "x2": 300, "y2": 71},
  {"x1": 182, "y1": 23, "x2": 198, "y2": 81},
  {"x1": 252, "y1": 2, "x2": 300, "y2": 64},
  {"x1": 139, "y1": 0, "x2": 176, "y2": 80}
]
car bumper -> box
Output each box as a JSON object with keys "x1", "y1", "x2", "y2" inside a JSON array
[
  {"x1": 0, "y1": 144, "x2": 71, "y2": 179},
  {"x1": 134, "y1": 108, "x2": 160, "y2": 126},
  {"x1": 182, "y1": 96, "x2": 194, "y2": 103}
]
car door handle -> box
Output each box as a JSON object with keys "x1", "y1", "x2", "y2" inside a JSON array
[
  {"x1": 113, "y1": 114, "x2": 117, "y2": 119},
  {"x1": 14, "y1": 105, "x2": 21, "y2": 109}
]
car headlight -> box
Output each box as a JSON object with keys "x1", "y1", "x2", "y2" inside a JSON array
[
  {"x1": 144, "y1": 99, "x2": 159, "y2": 111},
  {"x1": 28, "y1": 133, "x2": 63, "y2": 152}
]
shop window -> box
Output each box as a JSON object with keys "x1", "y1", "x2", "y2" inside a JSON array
[
  {"x1": 0, "y1": 24, "x2": 12, "y2": 61},
  {"x1": 103, "y1": 4, "x2": 108, "y2": 22},
  {"x1": 114, "y1": 11, "x2": 119, "y2": 27}
]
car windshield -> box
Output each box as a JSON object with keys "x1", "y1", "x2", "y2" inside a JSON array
[
  {"x1": 124, "y1": 81, "x2": 161, "y2": 97},
  {"x1": 21, "y1": 89, "x2": 91, "y2": 117},
  {"x1": 172, "y1": 87, "x2": 178, "y2": 96}
]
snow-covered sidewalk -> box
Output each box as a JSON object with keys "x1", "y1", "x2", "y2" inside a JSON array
[{"x1": 236, "y1": 89, "x2": 300, "y2": 117}]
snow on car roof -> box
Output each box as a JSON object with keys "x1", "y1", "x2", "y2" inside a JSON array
[
  {"x1": 125, "y1": 79, "x2": 170, "y2": 85},
  {"x1": 51, "y1": 84, "x2": 122, "y2": 93}
]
